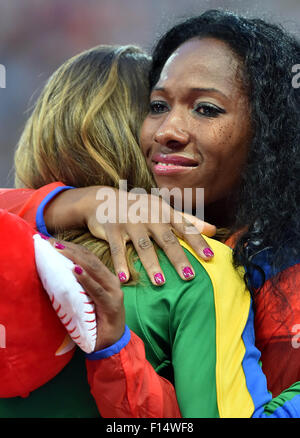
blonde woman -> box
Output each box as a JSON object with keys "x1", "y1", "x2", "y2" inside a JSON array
[
  {"x1": 13, "y1": 44, "x2": 215, "y2": 285},
  {"x1": 3, "y1": 44, "x2": 215, "y2": 417},
  {"x1": 2, "y1": 44, "x2": 300, "y2": 418}
]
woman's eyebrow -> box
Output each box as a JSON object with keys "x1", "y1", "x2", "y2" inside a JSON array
[
  {"x1": 190, "y1": 87, "x2": 229, "y2": 101},
  {"x1": 152, "y1": 86, "x2": 165, "y2": 92},
  {"x1": 152, "y1": 86, "x2": 229, "y2": 101}
]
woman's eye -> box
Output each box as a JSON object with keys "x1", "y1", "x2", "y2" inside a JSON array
[
  {"x1": 149, "y1": 101, "x2": 169, "y2": 114},
  {"x1": 194, "y1": 103, "x2": 225, "y2": 118}
]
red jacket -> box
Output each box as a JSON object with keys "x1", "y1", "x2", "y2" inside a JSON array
[{"x1": 0, "y1": 183, "x2": 181, "y2": 417}]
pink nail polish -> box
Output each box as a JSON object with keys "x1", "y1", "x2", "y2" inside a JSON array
[
  {"x1": 74, "y1": 265, "x2": 83, "y2": 275},
  {"x1": 55, "y1": 243, "x2": 65, "y2": 250},
  {"x1": 154, "y1": 273, "x2": 165, "y2": 285},
  {"x1": 39, "y1": 233, "x2": 50, "y2": 240},
  {"x1": 182, "y1": 266, "x2": 194, "y2": 279},
  {"x1": 118, "y1": 272, "x2": 127, "y2": 283},
  {"x1": 203, "y1": 248, "x2": 214, "y2": 257}
]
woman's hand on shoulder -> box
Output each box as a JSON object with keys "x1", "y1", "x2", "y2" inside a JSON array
[
  {"x1": 44, "y1": 186, "x2": 216, "y2": 286},
  {"x1": 50, "y1": 238, "x2": 125, "y2": 352}
]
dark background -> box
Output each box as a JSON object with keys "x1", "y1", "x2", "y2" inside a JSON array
[{"x1": 0, "y1": 0, "x2": 299, "y2": 187}]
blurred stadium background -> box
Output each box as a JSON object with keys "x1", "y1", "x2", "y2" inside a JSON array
[{"x1": 0, "y1": 0, "x2": 299, "y2": 187}]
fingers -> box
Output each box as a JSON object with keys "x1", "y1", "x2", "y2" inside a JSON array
[
  {"x1": 50, "y1": 239, "x2": 125, "y2": 350},
  {"x1": 51, "y1": 240, "x2": 119, "y2": 291},
  {"x1": 125, "y1": 224, "x2": 166, "y2": 286},
  {"x1": 102, "y1": 224, "x2": 130, "y2": 285},
  {"x1": 72, "y1": 267, "x2": 125, "y2": 351},
  {"x1": 201, "y1": 223, "x2": 217, "y2": 238},
  {"x1": 72, "y1": 188, "x2": 215, "y2": 286},
  {"x1": 181, "y1": 212, "x2": 217, "y2": 238},
  {"x1": 170, "y1": 209, "x2": 215, "y2": 261},
  {"x1": 86, "y1": 218, "x2": 131, "y2": 285},
  {"x1": 146, "y1": 224, "x2": 196, "y2": 281},
  {"x1": 71, "y1": 263, "x2": 124, "y2": 319},
  {"x1": 88, "y1": 220, "x2": 166, "y2": 287}
]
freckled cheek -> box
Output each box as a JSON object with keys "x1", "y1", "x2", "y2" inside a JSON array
[
  {"x1": 195, "y1": 129, "x2": 245, "y2": 188},
  {"x1": 195, "y1": 133, "x2": 230, "y2": 162},
  {"x1": 204, "y1": 123, "x2": 246, "y2": 164},
  {"x1": 213, "y1": 122, "x2": 234, "y2": 146}
]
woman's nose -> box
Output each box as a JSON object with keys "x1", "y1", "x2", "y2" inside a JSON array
[{"x1": 154, "y1": 112, "x2": 190, "y2": 147}]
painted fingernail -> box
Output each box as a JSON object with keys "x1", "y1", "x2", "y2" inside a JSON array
[
  {"x1": 39, "y1": 233, "x2": 50, "y2": 240},
  {"x1": 118, "y1": 272, "x2": 127, "y2": 283},
  {"x1": 182, "y1": 266, "x2": 194, "y2": 279},
  {"x1": 203, "y1": 248, "x2": 214, "y2": 257},
  {"x1": 154, "y1": 273, "x2": 165, "y2": 285},
  {"x1": 74, "y1": 265, "x2": 83, "y2": 275},
  {"x1": 55, "y1": 242, "x2": 65, "y2": 250}
]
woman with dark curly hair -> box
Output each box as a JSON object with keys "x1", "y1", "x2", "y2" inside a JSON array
[
  {"x1": 144, "y1": 8, "x2": 300, "y2": 399},
  {"x1": 1, "y1": 10, "x2": 300, "y2": 417}
]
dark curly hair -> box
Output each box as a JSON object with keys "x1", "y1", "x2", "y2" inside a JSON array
[{"x1": 149, "y1": 9, "x2": 300, "y2": 304}]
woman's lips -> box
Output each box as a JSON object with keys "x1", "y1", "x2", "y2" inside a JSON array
[{"x1": 151, "y1": 153, "x2": 198, "y2": 175}]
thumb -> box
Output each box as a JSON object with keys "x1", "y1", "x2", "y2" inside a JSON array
[{"x1": 181, "y1": 212, "x2": 217, "y2": 237}]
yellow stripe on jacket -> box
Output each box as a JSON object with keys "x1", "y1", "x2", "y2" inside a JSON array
[{"x1": 179, "y1": 237, "x2": 254, "y2": 418}]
